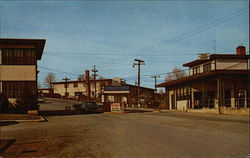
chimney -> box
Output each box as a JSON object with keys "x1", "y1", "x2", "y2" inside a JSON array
[{"x1": 236, "y1": 46, "x2": 246, "y2": 55}]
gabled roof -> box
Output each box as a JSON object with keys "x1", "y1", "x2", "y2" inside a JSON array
[
  {"x1": 0, "y1": 38, "x2": 46, "y2": 60},
  {"x1": 183, "y1": 54, "x2": 249, "y2": 67}
]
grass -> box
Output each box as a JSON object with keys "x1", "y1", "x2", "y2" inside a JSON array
[{"x1": 0, "y1": 114, "x2": 41, "y2": 120}]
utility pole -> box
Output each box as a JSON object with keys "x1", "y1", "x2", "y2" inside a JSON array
[
  {"x1": 151, "y1": 75, "x2": 160, "y2": 92},
  {"x1": 151, "y1": 75, "x2": 160, "y2": 108},
  {"x1": 92, "y1": 65, "x2": 98, "y2": 100},
  {"x1": 62, "y1": 77, "x2": 70, "y2": 98},
  {"x1": 133, "y1": 59, "x2": 145, "y2": 107}
]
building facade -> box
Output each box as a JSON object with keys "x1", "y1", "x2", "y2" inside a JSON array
[
  {"x1": 0, "y1": 38, "x2": 46, "y2": 104},
  {"x1": 102, "y1": 83, "x2": 155, "y2": 108},
  {"x1": 50, "y1": 79, "x2": 113, "y2": 100},
  {"x1": 157, "y1": 46, "x2": 249, "y2": 112}
]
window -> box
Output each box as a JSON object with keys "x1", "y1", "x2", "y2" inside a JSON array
[
  {"x1": 73, "y1": 82, "x2": 78, "y2": 87},
  {"x1": 203, "y1": 63, "x2": 211, "y2": 72},
  {"x1": 2, "y1": 48, "x2": 36, "y2": 65},
  {"x1": 192, "y1": 66, "x2": 200, "y2": 75},
  {"x1": 176, "y1": 86, "x2": 188, "y2": 101},
  {"x1": 2, "y1": 81, "x2": 37, "y2": 98}
]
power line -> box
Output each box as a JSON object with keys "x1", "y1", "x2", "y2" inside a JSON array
[
  {"x1": 94, "y1": 8, "x2": 247, "y2": 68},
  {"x1": 38, "y1": 65, "x2": 79, "y2": 76}
]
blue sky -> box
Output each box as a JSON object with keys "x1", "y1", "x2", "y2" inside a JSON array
[{"x1": 1, "y1": 1, "x2": 249, "y2": 88}]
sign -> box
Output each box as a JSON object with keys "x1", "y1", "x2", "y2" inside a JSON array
[{"x1": 110, "y1": 103, "x2": 122, "y2": 112}]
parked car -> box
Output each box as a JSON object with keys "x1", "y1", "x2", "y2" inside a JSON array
[
  {"x1": 73, "y1": 102, "x2": 103, "y2": 113},
  {"x1": 38, "y1": 97, "x2": 45, "y2": 103}
]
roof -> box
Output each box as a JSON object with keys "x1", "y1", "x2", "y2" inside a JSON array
[
  {"x1": 0, "y1": 38, "x2": 46, "y2": 60},
  {"x1": 157, "y1": 70, "x2": 249, "y2": 87},
  {"x1": 104, "y1": 86, "x2": 130, "y2": 91},
  {"x1": 123, "y1": 83, "x2": 155, "y2": 91},
  {"x1": 183, "y1": 54, "x2": 250, "y2": 67},
  {"x1": 51, "y1": 79, "x2": 113, "y2": 84}
]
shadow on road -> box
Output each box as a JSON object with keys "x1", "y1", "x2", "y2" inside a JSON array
[
  {"x1": 39, "y1": 110, "x2": 103, "y2": 116},
  {"x1": 0, "y1": 139, "x2": 16, "y2": 154},
  {"x1": 0, "y1": 121, "x2": 19, "y2": 127}
]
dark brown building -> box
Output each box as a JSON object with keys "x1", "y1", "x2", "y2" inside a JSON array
[
  {"x1": 102, "y1": 83, "x2": 155, "y2": 108},
  {"x1": 0, "y1": 38, "x2": 46, "y2": 105}
]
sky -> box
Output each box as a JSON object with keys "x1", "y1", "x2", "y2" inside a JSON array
[{"x1": 1, "y1": 0, "x2": 249, "y2": 89}]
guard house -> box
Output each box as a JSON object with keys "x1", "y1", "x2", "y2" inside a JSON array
[
  {"x1": 157, "y1": 46, "x2": 249, "y2": 113},
  {"x1": 0, "y1": 38, "x2": 46, "y2": 105},
  {"x1": 102, "y1": 84, "x2": 155, "y2": 108}
]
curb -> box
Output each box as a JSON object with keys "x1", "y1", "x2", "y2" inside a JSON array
[
  {"x1": 0, "y1": 116, "x2": 47, "y2": 123},
  {"x1": 104, "y1": 112, "x2": 128, "y2": 114}
]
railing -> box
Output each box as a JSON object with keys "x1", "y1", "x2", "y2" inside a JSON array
[{"x1": 193, "y1": 98, "x2": 249, "y2": 109}]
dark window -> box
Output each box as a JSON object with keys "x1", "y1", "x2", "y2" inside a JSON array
[
  {"x1": 193, "y1": 66, "x2": 200, "y2": 75},
  {"x1": 203, "y1": 63, "x2": 211, "y2": 72},
  {"x1": 2, "y1": 81, "x2": 37, "y2": 98},
  {"x1": 73, "y1": 83, "x2": 78, "y2": 87},
  {"x1": 2, "y1": 48, "x2": 36, "y2": 65}
]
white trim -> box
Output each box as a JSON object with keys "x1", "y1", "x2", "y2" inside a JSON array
[{"x1": 104, "y1": 91, "x2": 129, "y2": 94}]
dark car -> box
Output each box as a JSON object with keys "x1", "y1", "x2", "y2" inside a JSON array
[
  {"x1": 73, "y1": 102, "x2": 103, "y2": 113},
  {"x1": 38, "y1": 97, "x2": 45, "y2": 103}
]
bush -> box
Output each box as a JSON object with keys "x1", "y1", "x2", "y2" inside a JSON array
[
  {"x1": 15, "y1": 95, "x2": 39, "y2": 114},
  {"x1": 0, "y1": 93, "x2": 9, "y2": 113}
]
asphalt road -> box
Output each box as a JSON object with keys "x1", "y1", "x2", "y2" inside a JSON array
[
  {"x1": 1, "y1": 99, "x2": 249, "y2": 158},
  {"x1": 39, "y1": 97, "x2": 81, "y2": 110}
]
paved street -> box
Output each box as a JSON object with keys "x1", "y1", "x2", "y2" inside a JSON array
[
  {"x1": 1, "y1": 99, "x2": 249, "y2": 158},
  {"x1": 39, "y1": 98, "x2": 81, "y2": 110}
]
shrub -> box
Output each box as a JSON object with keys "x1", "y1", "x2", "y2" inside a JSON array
[
  {"x1": 0, "y1": 93, "x2": 9, "y2": 113},
  {"x1": 15, "y1": 94, "x2": 39, "y2": 114}
]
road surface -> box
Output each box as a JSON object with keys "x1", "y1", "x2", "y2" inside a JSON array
[
  {"x1": 39, "y1": 97, "x2": 81, "y2": 110},
  {"x1": 1, "y1": 99, "x2": 249, "y2": 158}
]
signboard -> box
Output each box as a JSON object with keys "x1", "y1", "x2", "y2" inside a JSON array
[
  {"x1": 104, "y1": 86, "x2": 129, "y2": 94},
  {"x1": 110, "y1": 103, "x2": 122, "y2": 112}
]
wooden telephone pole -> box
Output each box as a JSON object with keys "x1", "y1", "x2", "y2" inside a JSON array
[
  {"x1": 151, "y1": 75, "x2": 160, "y2": 91},
  {"x1": 92, "y1": 65, "x2": 98, "y2": 100},
  {"x1": 151, "y1": 75, "x2": 160, "y2": 108},
  {"x1": 133, "y1": 59, "x2": 145, "y2": 106},
  {"x1": 62, "y1": 77, "x2": 70, "y2": 98}
]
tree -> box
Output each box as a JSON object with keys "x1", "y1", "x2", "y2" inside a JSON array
[
  {"x1": 44, "y1": 72, "x2": 56, "y2": 88},
  {"x1": 158, "y1": 89, "x2": 164, "y2": 94},
  {"x1": 165, "y1": 66, "x2": 187, "y2": 81},
  {"x1": 98, "y1": 75, "x2": 105, "y2": 79},
  {"x1": 77, "y1": 74, "x2": 86, "y2": 81}
]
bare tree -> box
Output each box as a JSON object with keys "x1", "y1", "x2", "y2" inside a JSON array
[
  {"x1": 37, "y1": 82, "x2": 42, "y2": 89},
  {"x1": 165, "y1": 66, "x2": 187, "y2": 81},
  {"x1": 77, "y1": 74, "x2": 95, "y2": 80},
  {"x1": 98, "y1": 75, "x2": 105, "y2": 79},
  {"x1": 77, "y1": 74, "x2": 86, "y2": 81},
  {"x1": 158, "y1": 88, "x2": 164, "y2": 94},
  {"x1": 44, "y1": 72, "x2": 56, "y2": 88}
]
